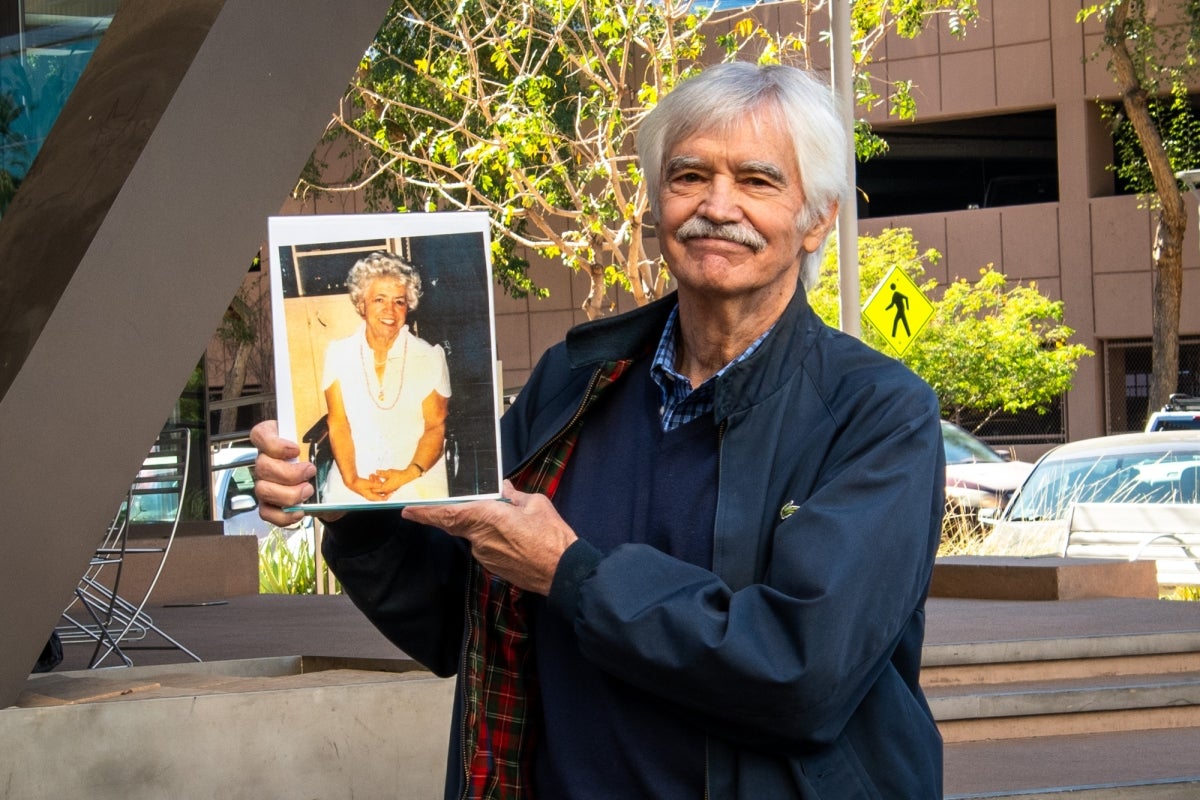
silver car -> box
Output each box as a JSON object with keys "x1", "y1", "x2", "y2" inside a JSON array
[{"x1": 979, "y1": 431, "x2": 1200, "y2": 557}]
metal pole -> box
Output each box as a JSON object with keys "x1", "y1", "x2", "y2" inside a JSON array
[{"x1": 831, "y1": 0, "x2": 861, "y2": 337}]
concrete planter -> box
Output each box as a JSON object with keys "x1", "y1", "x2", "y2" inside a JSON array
[{"x1": 5, "y1": 656, "x2": 453, "y2": 800}]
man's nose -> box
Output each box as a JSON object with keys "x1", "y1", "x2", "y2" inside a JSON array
[{"x1": 697, "y1": 177, "x2": 742, "y2": 222}]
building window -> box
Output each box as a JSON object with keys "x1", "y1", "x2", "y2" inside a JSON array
[
  {"x1": 1104, "y1": 337, "x2": 1200, "y2": 432},
  {"x1": 856, "y1": 109, "x2": 1059, "y2": 218}
]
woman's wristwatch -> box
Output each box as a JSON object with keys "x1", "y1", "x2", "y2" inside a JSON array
[{"x1": 410, "y1": 462, "x2": 426, "y2": 476}]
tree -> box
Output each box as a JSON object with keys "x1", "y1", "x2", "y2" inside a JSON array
[
  {"x1": 1079, "y1": 1, "x2": 1200, "y2": 417},
  {"x1": 299, "y1": 0, "x2": 978, "y2": 317},
  {"x1": 211, "y1": 255, "x2": 275, "y2": 436},
  {"x1": 809, "y1": 228, "x2": 1093, "y2": 429}
]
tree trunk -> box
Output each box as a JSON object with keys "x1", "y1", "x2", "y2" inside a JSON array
[
  {"x1": 581, "y1": 264, "x2": 613, "y2": 321},
  {"x1": 1106, "y1": 2, "x2": 1186, "y2": 418},
  {"x1": 218, "y1": 294, "x2": 255, "y2": 435},
  {"x1": 219, "y1": 340, "x2": 251, "y2": 435}
]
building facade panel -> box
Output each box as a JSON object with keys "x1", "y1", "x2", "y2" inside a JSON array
[
  {"x1": 937, "y1": 0, "x2": 993, "y2": 54},
  {"x1": 993, "y1": 0, "x2": 1051, "y2": 47},
  {"x1": 1094, "y1": 271, "x2": 1155, "y2": 338},
  {"x1": 1082, "y1": 32, "x2": 1120, "y2": 99},
  {"x1": 868, "y1": 55, "x2": 942, "y2": 124},
  {"x1": 999, "y1": 203, "x2": 1061, "y2": 281},
  {"x1": 940, "y1": 49, "x2": 997, "y2": 114},
  {"x1": 862, "y1": 214, "x2": 950, "y2": 285},
  {"x1": 995, "y1": 42, "x2": 1054, "y2": 108},
  {"x1": 945, "y1": 207, "x2": 1003, "y2": 278},
  {"x1": 1181, "y1": 269, "x2": 1200, "y2": 333},
  {"x1": 1089, "y1": 197, "x2": 1154, "y2": 274}
]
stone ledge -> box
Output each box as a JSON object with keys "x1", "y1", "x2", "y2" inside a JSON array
[{"x1": 931, "y1": 556, "x2": 1159, "y2": 601}]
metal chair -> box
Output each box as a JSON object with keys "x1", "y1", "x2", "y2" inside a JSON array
[{"x1": 58, "y1": 427, "x2": 201, "y2": 667}]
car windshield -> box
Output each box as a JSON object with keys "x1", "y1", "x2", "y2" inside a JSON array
[
  {"x1": 941, "y1": 422, "x2": 1005, "y2": 465},
  {"x1": 1151, "y1": 417, "x2": 1200, "y2": 431},
  {"x1": 1005, "y1": 445, "x2": 1200, "y2": 522}
]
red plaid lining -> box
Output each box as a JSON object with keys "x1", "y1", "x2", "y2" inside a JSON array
[{"x1": 462, "y1": 360, "x2": 632, "y2": 799}]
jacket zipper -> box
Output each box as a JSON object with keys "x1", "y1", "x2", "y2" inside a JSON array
[
  {"x1": 506, "y1": 366, "x2": 606, "y2": 481},
  {"x1": 704, "y1": 419, "x2": 727, "y2": 800}
]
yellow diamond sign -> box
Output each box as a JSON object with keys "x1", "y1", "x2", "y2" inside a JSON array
[{"x1": 862, "y1": 267, "x2": 934, "y2": 356}]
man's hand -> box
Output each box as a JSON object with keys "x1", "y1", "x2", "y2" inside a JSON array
[
  {"x1": 402, "y1": 481, "x2": 578, "y2": 595},
  {"x1": 249, "y1": 421, "x2": 340, "y2": 526}
]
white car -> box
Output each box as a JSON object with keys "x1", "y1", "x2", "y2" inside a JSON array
[
  {"x1": 979, "y1": 431, "x2": 1200, "y2": 556},
  {"x1": 1145, "y1": 394, "x2": 1200, "y2": 432},
  {"x1": 211, "y1": 446, "x2": 312, "y2": 543}
]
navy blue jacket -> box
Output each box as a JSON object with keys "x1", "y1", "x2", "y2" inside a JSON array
[{"x1": 325, "y1": 284, "x2": 946, "y2": 798}]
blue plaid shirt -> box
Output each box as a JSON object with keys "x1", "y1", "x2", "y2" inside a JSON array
[{"x1": 649, "y1": 304, "x2": 773, "y2": 432}]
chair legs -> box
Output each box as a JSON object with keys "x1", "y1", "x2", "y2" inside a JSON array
[
  {"x1": 57, "y1": 426, "x2": 201, "y2": 669},
  {"x1": 59, "y1": 576, "x2": 201, "y2": 668}
]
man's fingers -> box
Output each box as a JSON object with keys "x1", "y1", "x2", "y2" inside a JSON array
[
  {"x1": 255, "y1": 475, "x2": 314, "y2": 514},
  {"x1": 259, "y1": 503, "x2": 309, "y2": 529},
  {"x1": 403, "y1": 500, "x2": 498, "y2": 537},
  {"x1": 249, "y1": 420, "x2": 301, "y2": 460}
]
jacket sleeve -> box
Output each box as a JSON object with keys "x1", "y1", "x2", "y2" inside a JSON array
[
  {"x1": 322, "y1": 509, "x2": 471, "y2": 678},
  {"x1": 545, "y1": 370, "x2": 945, "y2": 750}
]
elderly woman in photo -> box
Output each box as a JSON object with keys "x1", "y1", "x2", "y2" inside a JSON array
[{"x1": 321, "y1": 252, "x2": 451, "y2": 504}]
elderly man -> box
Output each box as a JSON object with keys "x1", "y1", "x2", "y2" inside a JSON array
[{"x1": 253, "y1": 61, "x2": 945, "y2": 799}]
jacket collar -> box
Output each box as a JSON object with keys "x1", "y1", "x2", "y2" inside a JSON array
[
  {"x1": 564, "y1": 291, "x2": 678, "y2": 369},
  {"x1": 563, "y1": 280, "x2": 824, "y2": 420}
]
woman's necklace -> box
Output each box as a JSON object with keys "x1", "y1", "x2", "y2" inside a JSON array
[{"x1": 360, "y1": 332, "x2": 408, "y2": 410}]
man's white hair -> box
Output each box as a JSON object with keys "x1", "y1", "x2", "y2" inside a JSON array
[{"x1": 637, "y1": 62, "x2": 849, "y2": 291}]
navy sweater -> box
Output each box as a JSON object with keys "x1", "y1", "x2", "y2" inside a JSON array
[{"x1": 532, "y1": 356, "x2": 717, "y2": 798}]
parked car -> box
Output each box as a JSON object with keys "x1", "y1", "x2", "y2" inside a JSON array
[
  {"x1": 1145, "y1": 394, "x2": 1200, "y2": 432},
  {"x1": 979, "y1": 431, "x2": 1200, "y2": 555},
  {"x1": 941, "y1": 420, "x2": 1034, "y2": 516},
  {"x1": 211, "y1": 446, "x2": 312, "y2": 542}
]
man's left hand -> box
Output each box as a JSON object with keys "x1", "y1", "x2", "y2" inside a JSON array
[{"x1": 401, "y1": 481, "x2": 577, "y2": 595}]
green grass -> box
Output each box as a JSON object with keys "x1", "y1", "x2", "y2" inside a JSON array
[{"x1": 258, "y1": 529, "x2": 317, "y2": 594}]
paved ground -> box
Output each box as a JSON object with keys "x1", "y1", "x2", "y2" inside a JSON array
[
  {"x1": 43, "y1": 592, "x2": 1200, "y2": 797},
  {"x1": 50, "y1": 593, "x2": 1200, "y2": 673}
]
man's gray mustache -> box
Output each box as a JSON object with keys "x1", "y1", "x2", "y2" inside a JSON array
[{"x1": 675, "y1": 217, "x2": 767, "y2": 252}]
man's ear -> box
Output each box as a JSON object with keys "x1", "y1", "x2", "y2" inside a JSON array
[{"x1": 802, "y1": 201, "x2": 839, "y2": 253}]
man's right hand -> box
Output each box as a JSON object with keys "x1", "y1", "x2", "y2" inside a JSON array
[{"x1": 249, "y1": 420, "x2": 319, "y2": 528}]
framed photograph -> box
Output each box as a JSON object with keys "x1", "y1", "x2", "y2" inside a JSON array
[{"x1": 267, "y1": 211, "x2": 503, "y2": 511}]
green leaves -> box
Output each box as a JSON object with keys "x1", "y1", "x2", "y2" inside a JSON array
[
  {"x1": 302, "y1": 0, "x2": 977, "y2": 314},
  {"x1": 258, "y1": 530, "x2": 318, "y2": 595},
  {"x1": 810, "y1": 229, "x2": 1093, "y2": 422}
]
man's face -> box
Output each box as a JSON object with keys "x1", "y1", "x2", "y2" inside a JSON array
[{"x1": 657, "y1": 114, "x2": 833, "y2": 305}]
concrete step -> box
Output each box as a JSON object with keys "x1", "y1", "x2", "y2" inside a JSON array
[
  {"x1": 930, "y1": 670, "x2": 1200, "y2": 742},
  {"x1": 923, "y1": 642, "x2": 1200, "y2": 690},
  {"x1": 923, "y1": 631, "x2": 1200, "y2": 684},
  {"x1": 944, "y1": 727, "x2": 1200, "y2": 799},
  {"x1": 922, "y1": 631, "x2": 1200, "y2": 742}
]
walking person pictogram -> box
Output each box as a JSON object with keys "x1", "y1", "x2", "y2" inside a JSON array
[{"x1": 886, "y1": 283, "x2": 910, "y2": 338}]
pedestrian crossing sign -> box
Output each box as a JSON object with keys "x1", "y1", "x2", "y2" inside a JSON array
[{"x1": 862, "y1": 267, "x2": 934, "y2": 356}]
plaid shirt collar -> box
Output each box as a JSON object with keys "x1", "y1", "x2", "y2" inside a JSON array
[{"x1": 650, "y1": 303, "x2": 773, "y2": 431}]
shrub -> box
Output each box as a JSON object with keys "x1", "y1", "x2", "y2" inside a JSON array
[
  {"x1": 938, "y1": 503, "x2": 990, "y2": 556},
  {"x1": 258, "y1": 529, "x2": 316, "y2": 595}
]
